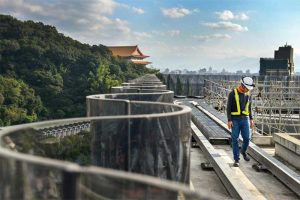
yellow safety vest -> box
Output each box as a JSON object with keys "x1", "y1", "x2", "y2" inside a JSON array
[{"x1": 231, "y1": 88, "x2": 250, "y2": 116}]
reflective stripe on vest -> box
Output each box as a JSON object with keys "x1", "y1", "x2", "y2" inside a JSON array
[{"x1": 231, "y1": 88, "x2": 250, "y2": 116}]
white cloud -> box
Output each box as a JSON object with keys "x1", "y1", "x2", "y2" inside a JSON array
[
  {"x1": 168, "y1": 30, "x2": 180, "y2": 36},
  {"x1": 132, "y1": 7, "x2": 144, "y2": 14},
  {"x1": 118, "y1": 3, "x2": 145, "y2": 14},
  {"x1": 216, "y1": 10, "x2": 234, "y2": 20},
  {"x1": 133, "y1": 31, "x2": 151, "y2": 41},
  {"x1": 0, "y1": 0, "x2": 119, "y2": 18},
  {"x1": 151, "y1": 30, "x2": 180, "y2": 37},
  {"x1": 216, "y1": 10, "x2": 249, "y2": 21},
  {"x1": 237, "y1": 13, "x2": 249, "y2": 20},
  {"x1": 193, "y1": 34, "x2": 231, "y2": 41},
  {"x1": 151, "y1": 30, "x2": 165, "y2": 36},
  {"x1": 0, "y1": 0, "x2": 44, "y2": 15},
  {"x1": 161, "y1": 7, "x2": 196, "y2": 18},
  {"x1": 203, "y1": 21, "x2": 248, "y2": 32},
  {"x1": 295, "y1": 48, "x2": 300, "y2": 55},
  {"x1": 0, "y1": 0, "x2": 151, "y2": 45},
  {"x1": 94, "y1": 0, "x2": 119, "y2": 15}
]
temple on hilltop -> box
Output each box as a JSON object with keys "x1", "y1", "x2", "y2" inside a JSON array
[{"x1": 107, "y1": 45, "x2": 152, "y2": 65}]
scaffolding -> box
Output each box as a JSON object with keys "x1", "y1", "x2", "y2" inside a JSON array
[{"x1": 203, "y1": 79, "x2": 300, "y2": 135}]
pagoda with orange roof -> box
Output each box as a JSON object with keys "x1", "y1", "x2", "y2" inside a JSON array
[{"x1": 107, "y1": 45, "x2": 152, "y2": 65}]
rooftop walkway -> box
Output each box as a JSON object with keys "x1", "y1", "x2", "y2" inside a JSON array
[{"x1": 178, "y1": 98, "x2": 300, "y2": 199}]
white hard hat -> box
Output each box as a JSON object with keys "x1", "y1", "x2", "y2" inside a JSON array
[{"x1": 241, "y1": 76, "x2": 255, "y2": 90}]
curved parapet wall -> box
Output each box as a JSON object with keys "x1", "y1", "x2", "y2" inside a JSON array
[
  {"x1": 120, "y1": 84, "x2": 167, "y2": 90},
  {"x1": 111, "y1": 86, "x2": 139, "y2": 93},
  {"x1": 86, "y1": 98, "x2": 191, "y2": 183},
  {"x1": 0, "y1": 74, "x2": 205, "y2": 199},
  {"x1": 123, "y1": 82, "x2": 164, "y2": 86},
  {"x1": 90, "y1": 90, "x2": 174, "y2": 103},
  {"x1": 0, "y1": 118, "x2": 210, "y2": 200},
  {"x1": 87, "y1": 75, "x2": 191, "y2": 183},
  {"x1": 111, "y1": 87, "x2": 171, "y2": 94},
  {"x1": 128, "y1": 74, "x2": 162, "y2": 85},
  {"x1": 115, "y1": 74, "x2": 167, "y2": 91}
]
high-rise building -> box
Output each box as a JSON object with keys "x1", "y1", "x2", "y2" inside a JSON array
[
  {"x1": 259, "y1": 44, "x2": 294, "y2": 76},
  {"x1": 259, "y1": 58, "x2": 289, "y2": 76},
  {"x1": 274, "y1": 44, "x2": 294, "y2": 74}
]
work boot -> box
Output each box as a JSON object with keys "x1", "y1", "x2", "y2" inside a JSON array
[
  {"x1": 233, "y1": 160, "x2": 239, "y2": 167},
  {"x1": 242, "y1": 152, "x2": 250, "y2": 161}
]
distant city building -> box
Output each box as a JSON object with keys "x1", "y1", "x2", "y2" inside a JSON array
[
  {"x1": 163, "y1": 68, "x2": 170, "y2": 74},
  {"x1": 275, "y1": 44, "x2": 294, "y2": 73},
  {"x1": 260, "y1": 58, "x2": 289, "y2": 76},
  {"x1": 236, "y1": 70, "x2": 243, "y2": 75},
  {"x1": 175, "y1": 70, "x2": 182, "y2": 74},
  {"x1": 107, "y1": 45, "x2": 151, "y2": 65},
  {"x1": 198, "y1": 68, "x2": 207, "y2": 74},
  {"x1": 259, "y1": 44, "x2": 294, "y2": 76}
]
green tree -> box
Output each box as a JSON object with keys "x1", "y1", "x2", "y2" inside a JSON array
[
  {"x1": 0, "y1": 76, "x2": 44, "y2": 126},
  {"x1": 89, "y1": 62, "x2": 120, "y2": 93},
  {"x1": 0, "y1": 14, "x2": 158, "y2": 122}
]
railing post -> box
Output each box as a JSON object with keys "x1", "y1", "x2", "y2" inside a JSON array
[
  {"x1": 63, "y1": 171, "x2": 78, "y2": 200},
  {"x1": 125, "y1": 100, "x2": 131, "y2": 172}
]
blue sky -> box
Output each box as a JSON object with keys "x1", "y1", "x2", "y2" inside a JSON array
[{"x1": 1, "y1": 0, "x2": 300, "y2": 72}]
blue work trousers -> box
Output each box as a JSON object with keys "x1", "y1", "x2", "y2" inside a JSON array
[{"x1": 231, "y1": 118, "x2": 250, "y2": 161}]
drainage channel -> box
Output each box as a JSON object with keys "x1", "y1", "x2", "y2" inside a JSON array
[{"x1": 178, "y1": 98, "x2": 299, "y2": 200}]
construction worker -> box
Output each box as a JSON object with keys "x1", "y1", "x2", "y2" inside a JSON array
[{"x1": 227, "y1": 77, "x2": 255, "y2": 167}]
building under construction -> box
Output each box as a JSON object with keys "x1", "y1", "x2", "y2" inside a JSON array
[{"x1": 260, "y1": 44, "x2": 294, "y2": 76}]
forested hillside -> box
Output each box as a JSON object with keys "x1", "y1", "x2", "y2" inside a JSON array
[{"x1": 0, "y1": 15, "x2": 158, "y2": 126}]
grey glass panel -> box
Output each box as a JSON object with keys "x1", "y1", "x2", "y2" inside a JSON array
[
  {"x1": 87, "y1": 98, "x2": 128, "y2": 116},
  {"x1": 0, "y1": 157, "x2": 63, "y2": 200},
  {"x1": 91, "y1": 119, "x2": 129, "y2": 170},
  {"x1": 78, "y1": 172, "x2": 205, "y2": 200},
  {"x1": 0, "y1": 117, "x2": 214, "y2": 200},
  {"x1": 88, "y1": 104, "x2": 190, "y2": 183}
]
